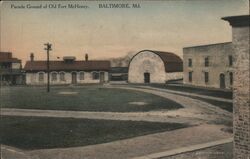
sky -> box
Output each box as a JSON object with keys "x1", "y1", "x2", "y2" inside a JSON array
[{"x1": 0, "y1": 0, "x2": 249, "y2": 64}]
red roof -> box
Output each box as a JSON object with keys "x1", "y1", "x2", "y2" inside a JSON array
[
  {"x1": 130, "y1": 50, "x2": 183, "y2": 72},
  {"x1": 24, "y1": 60, "x2": 111, "y2": 72},
  {"x1": 0, "y1": 52, "x2": 21, "y2": 63},
  {"x1": 153, "y1": 51, "x2": 183, "y2": 72}
]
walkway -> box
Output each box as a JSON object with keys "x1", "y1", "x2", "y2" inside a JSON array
[
  {"x1": 1, "y1": 108, "x2": 198, "y2": 124},
  {"x1": 1, "y1": 145, "x2": 32, "y2": 159},
  {"x1": 132, "y1": 138, "x2": 233, "y2": 159}
]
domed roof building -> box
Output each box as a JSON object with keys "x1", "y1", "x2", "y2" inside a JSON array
[{"x1": 128, "y1": 50, "x2": 183, "y2": 83}]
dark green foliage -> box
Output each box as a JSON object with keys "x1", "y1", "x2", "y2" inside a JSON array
[
  {"x1": 0, "y1": 116, "x2": 188, "y2": 150},
  {"x1": 146, "y1": 84, "x2": 232, "y2": 99},
  {"x1": 1, "y1": 86, "x2": 183, "y2": 112}
]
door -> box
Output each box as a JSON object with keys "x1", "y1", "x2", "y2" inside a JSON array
[
  {"x1": 72, "y1": 72, "x2": 77, "y2": 84},
  {"x1": 144, "y1": 72, "x2": 150, "y2": 83},
  {"x1": 220, "y1": 73, "x2": 225, "y2": 89},
  {"x1": 12, "y1": 76, "x2": 17, "y2": 85},
  {"x1": 100, "y1": 72, "x2": 105, "y2": 83}
]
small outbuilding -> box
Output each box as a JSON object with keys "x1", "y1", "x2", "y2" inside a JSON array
[
  {"x1": 128, "y1": 50, "x2": 183, "y2": 84},
  {"x1": 0, "y1": 52, "x2": 24, "y2": 85}
]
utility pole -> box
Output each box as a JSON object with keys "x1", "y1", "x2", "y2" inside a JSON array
[{"x1": 44, "y1": 43, "x2": 52, "y2": 92}]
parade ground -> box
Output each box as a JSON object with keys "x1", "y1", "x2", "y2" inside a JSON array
[{"x1": 1, "y1": 84, "x2": 233, "y2": 159}]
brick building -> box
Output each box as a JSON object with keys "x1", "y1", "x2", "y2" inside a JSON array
[
  {"x1": 128, "y1": 50, "x2": 183, "y2": 84},
  {"x1": 222, "y1": 15, "x2": 250, "y2": 159},
  {"x1": 24, "y1": 54, "x2": 110, "y2": 85},
  {"x1": 0, "y1": 52, "x2": 23, "y2": 85},
  {"x1": 183, "y1": 42, "x2": 234, "y2": 89}
]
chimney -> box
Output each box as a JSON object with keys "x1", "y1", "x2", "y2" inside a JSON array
[
  {"x1": 30, "y1": 53, "x2": 34, "y2": 62},
  {"x1": 85, "y1": 54, "x2": 89, "y2": 61}
]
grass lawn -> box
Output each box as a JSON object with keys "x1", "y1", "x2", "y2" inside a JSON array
[
  {"x1": 0, "y1": 116, "x2": 188, "y2": 150},
  {"x1": 171, "y1": 93, "x2": 233, "y2": 113},
  {"x1": 143, "y1": 84, "x2": 232, "y2": 99},
  {"x1": 1, "y1": 86, "x2": 183, "y2": 112}
]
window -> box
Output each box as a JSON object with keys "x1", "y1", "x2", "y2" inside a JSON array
[
  {"x1": 38, "y1": 73, "x2": 44, "y2": 82},
  {"x1": 204, "y1": 72, "x2": 209, "y2": 83},
  {"x1": 79, "y1": 72, "x2": 85, "y2": 80},
  {"x1": 188, "y1": 59, "x2": 192, "y2": 67},
  {"x1": 59, "y1": 72, "x2": 65, "y2": 81},
  {"x1": 229, "y1": 72, "x2": 233, "y2": 85},
  {"x1": 229, "y1": 55, "x2": 233, "y2": 66},
  {"x1": 52, "y1": 72, "x2": 57, "y2": 81},
  {"x1": 92, "y1": 72, "x2": 99, "y2": 80},
  {"x1": 188, "y1": 72, "x2": 192, "y2": 82},
  {"x1": 205, "y1": 57, "x2": 209, "y2": 67}
]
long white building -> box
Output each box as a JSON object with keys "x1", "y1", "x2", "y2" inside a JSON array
[{"x1": 24, "y1": 54, "x2": 110, "y2": 85}]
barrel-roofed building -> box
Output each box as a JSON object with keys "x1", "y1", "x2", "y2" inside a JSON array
[{"x1": 128, "y1": 50, "x2": 183, "y2": 84}]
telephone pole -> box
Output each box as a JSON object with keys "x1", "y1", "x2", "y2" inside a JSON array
[{"x1": 44, "y1": 43, "x2": 52, "y2": 92}]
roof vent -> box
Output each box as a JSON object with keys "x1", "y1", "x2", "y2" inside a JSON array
[
  {"x1": 30, "y1": 53, "x2": 34, "y2": 62},
  {"x1": 63, "y1": 56, "x2": 76, "y2": 63}
]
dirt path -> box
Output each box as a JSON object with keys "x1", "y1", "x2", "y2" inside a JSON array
[
  {"x1": 106, "y1": 86, "x2": 232, "y2": 125},
  {"x1": 1, "y1": 108, "x2": 199, "y2": 124},
  {"x1": 1, "y1": 145, "x2": 32, "y2": 159}
]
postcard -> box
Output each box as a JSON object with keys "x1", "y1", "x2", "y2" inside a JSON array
[{"x1": 0, "y1": 0, "x2": 249, "y2": 159}]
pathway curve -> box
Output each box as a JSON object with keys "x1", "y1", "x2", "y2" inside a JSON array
[
  {"x1": 1, "y1": 108, "x2": 198, "y2": 124},
  {"x1": 106, "y1": 86, "x2": 232, "y2": 125},
  {"x1": 131, "y1": 85, "x2": 231, "y2": 102},
  {"x1": 1, "y1": 145, "x2": 32, "y2": 159}
]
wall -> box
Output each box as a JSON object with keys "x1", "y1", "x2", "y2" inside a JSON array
[
  {"x1": 14, "y1": 75, "x2": 24, "y2": 85},
  {"x1": 232, "y1": 26, "x2": 250, "y2": 159},
  {"x1": 26, "y1": 71, "x2": 109, "y2": 85},
  {"x1": 165, "y1": 72, "x2": 183, "y2": 81},
  {"x1": 183, "y1": 42, "x2": 234, "y2": 89},
  {"x1": 128, "y1": 51, "x2": 166, "y2": 83},
  {"x1": 11, "y1": 62, "x2": 21, "y2": 69}
]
